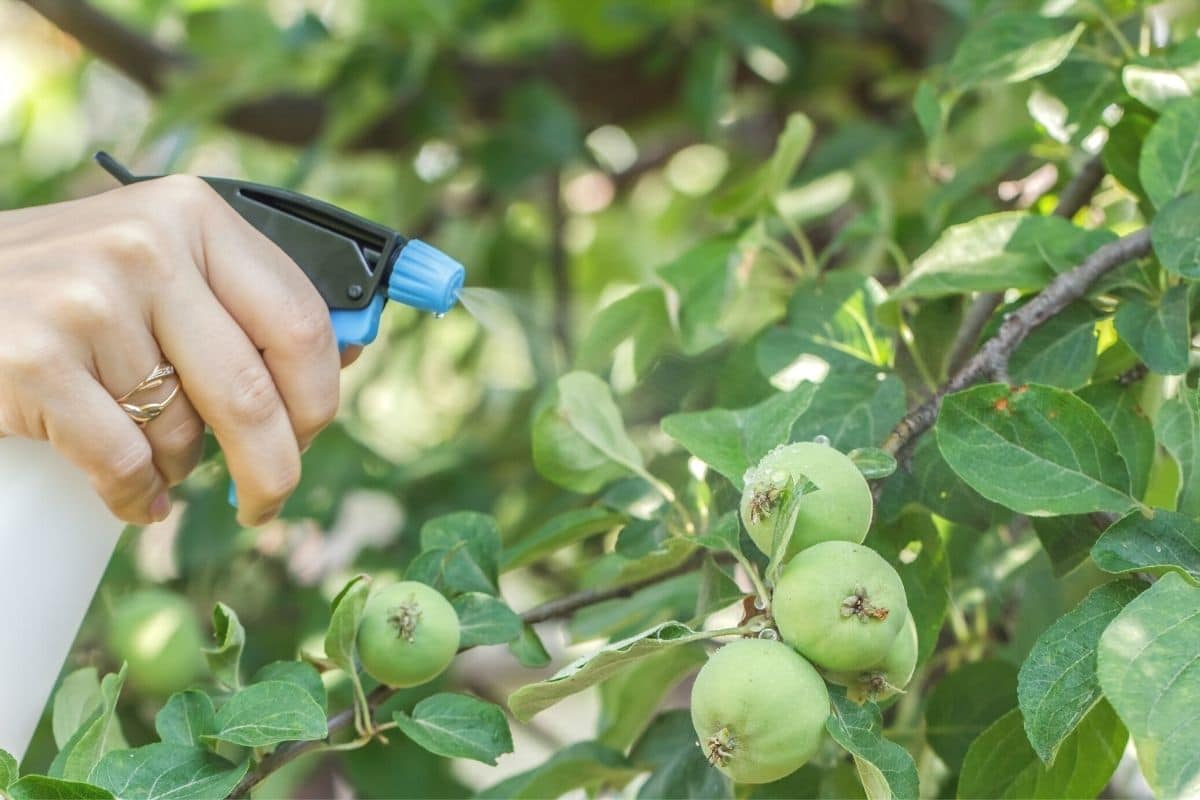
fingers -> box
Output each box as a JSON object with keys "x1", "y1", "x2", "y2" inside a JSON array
[
  {"x1": 92, "y1": 327, "x2": 205, "y2": 488},
  {"x1": 42, "y1": 374, "x2": 170, "y2": 525},
  {"x1": 152, "y1": 270, "x2": 301, "y2": 527},
  {"x1": 196, "y1": 197, "x2": 341, "y2": 450},
  {"x1": 341, "y1": 346, "x2": 364, "y2": 368}
]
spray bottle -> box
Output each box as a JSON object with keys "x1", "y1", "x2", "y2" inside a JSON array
[{"x1": 0, "y1": 153, "x2": 465, "y2": 761}]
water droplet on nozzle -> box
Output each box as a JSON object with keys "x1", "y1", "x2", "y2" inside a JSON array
[{"x1": 434, "y1": 312, "x2": 446, "y2": 319}]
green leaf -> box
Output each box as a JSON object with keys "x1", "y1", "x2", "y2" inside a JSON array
[
  {"x1": 1008, "y1": 302, "x2": 1099, "y2": 390},
  {"x1": 693, "y1": 511, "x2": 742, "y2": 554},
  {"x1": 575, "y1": 287, "x2": 672, "y2": 379},
  {"x1": 949, "y1": 14, "x2": 1084, "y2": 89},
  {"x1": 936, "y1": 383, "x2": 1135, "y2": 516},
  {"x1": 1151, "y1": 192, "x2": 1200, "y2": 278},
  {"x1": 826, "y1": 690, "x2": 918, "y2": 800},
  {"x1": 420, "y1": 512, "x2": 501, "y2": 595},
  {"x1": 476, "y1": 741, "x2": 638, "y2": 799},
  {"x1": 508, "y1": 621, "x2": 719, "y2": 721},
  {"x1": 6, "y1": 776, "x2": 114, "y2": 800},
  {"x1": 1122, "y1": 63, "x2": 1198, "y2": 112},
  {"x1": 392, "y1": 693, "x2": 513, "y2": 765},
  {"x1": 202, "y1": 603, "x2": 245, "y2": 691},
  {"x1": 1138, "y1": 97, "x2": 1200, "y2": 208},
  {"x1": 901, "y1": 435, "x2": 1006, "y2": 530},
  {"x1": 630, "y1": 710, "x2": 731, "y2": 800},
  {"x1": 781, "y1": 366, "x2": 907, "y2": 452},
  {"x1": 52, "y1": 668, "x2": 102, "y2": 751},
  {"x1": 1031, "y1": 515, "x2": 1103, "y2": 578},
  {"x1": 925, "y1": 660, "x2": 1018, "y2": 774},
  {"x1": 501, "y1": 508, "x2": 627, "y2": 572},
  {"x1": 1155, "y1": 387, "x2": 1200, "y2": 517},
  {"x1": 848, "y1": 447, "x2": 897, "y2": 479},
  {"x1": 324, "y1": 574, "x2": 370, "y2": 676},
  {"x1": 408, "y1": 544, "x2": 497, "y2": 597},
  {"x1": 587, "y1": 537, "x2": 696, "y2": 590},
  {"x1": 957, "y1": 702, "x2": 1126, "y2": 798},
  {"x1": 889, "y1": 213, "x2": 1115, "y2": 302},
  {"x1": 914, "y1": 80, "x2": 946, "y2": 143},
  {"x1": 756, "y1": 272, "x2": 893, "y2": 370},
  {"x1": 765, "y1": 477, "x2": 816, "y2": 584},
  {"x1": 50, "y1": 665, "x2": 127, "y2": 783},
  {"x1": 1092, "y1": 509, "x2": 1200, "y2": 583},
  {"x1": 154, "y1": 691, "x2": 216, "y2": 748},
  {"x1": 662, "y1": 384, "x2": 816, "y2": 489},
  {"x1": 683, "y1": 36, "x2": 734, "y2": 135},
  {"x1": 1104, "y1": 105, "x2": 1156, "y2": 201},
  {"x1": 1114, "y1": 285, "x2": 1191, "y2": 374},
  {"x1": 91, "y1": 745, "x2": 249, "y2": 800},
  {"x1": 713, "y1": 112, "x2": 813, "y2": 218},
  {"x1": 657, "y1": 236, "x2": 740, "y2": 355},
  {"x1": 566, "y1": 573, "x2": 699, "y2": 643},
  {"x1": 508, "y1": 624, "x2": 552, "y2": 669},
  {"x1": 696, "y1": 557, "x2": 745, "y2": 621},
  {"x1": 532, "y1": 371, "x2": 664, "y2": 497},
  {"x1": 865, "y1": 512, "x2": 949, "y2": 664},
  {"x1": 1098, "y1": 572, "x2": 1200, "y2": 797},
  {"x1": 1017, "y1": 580, "x2": 1144, "y2": 765},
  {"x1": 451, "y1": 593, "x2": 523, "y2": 648},
  {"x1": 480, "y1": 83, "x2": 581, "y2": 189},
  {"x1": 252, "y1": 662, "x2": 327, "y2": 715},
  {"x1": 1, "y1": 749, "x2": 17, "y2": 790},
  {"x1": 597, "y1": 645, "x2": 708, "y2": 751},
  {"x1": 1079, "y1": 382, "x2": 1156, "y2": 501},
  {"x1": 209, "y1": 681, "x2": 327, "y2": 747},
  {"x1": 1032, "y1": 56, "x2": 1121, "y2": 145}
]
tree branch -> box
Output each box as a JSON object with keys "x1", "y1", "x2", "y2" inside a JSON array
[
  {"x1": 943, "y1": 156, "x2": 1106, "y2": 374},
  {"x1": 229, "y1": 551, "x2": 714, "y2": 797},
  {"x1": 19, "y1": 0, "x2": 187, "y2": 92},
  {"x1": 881, "y1": 228, "x2": 1152, "y2": 462},
  {"x1": 20, "y1": 0, "x2": 702, "y2": 151}
]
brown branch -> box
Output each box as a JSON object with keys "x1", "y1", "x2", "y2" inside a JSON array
[
  {"x1": 19, "y1": 0, "x2": 187, "y2": 91},
  {"x1": 1053, "y1": 156, "x2": 1107, "y2": 221},
  {"x1": 229, "y1": 551, "x2": 713, "y2": 798},
  {"x1": 522, "y1": 550, "x2": 711, "y2": 624},
  {"x1": 881, "y1": 228, "x2": 1152, "y2": 462},
  {"x1": 19, "y1": 0, "x2": 703, "y2": 151},
  {"x1": 943, "y1": 157, "x2": 1106, "y2": 374}
]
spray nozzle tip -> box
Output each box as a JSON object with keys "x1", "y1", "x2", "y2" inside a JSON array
[{"x1": 387, "y1": 239, "x2": 465, "y2": 314}]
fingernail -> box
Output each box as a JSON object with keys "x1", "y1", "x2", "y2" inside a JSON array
[{"x1": 150, "y1": 492, "x2": 172, "y2": 522}]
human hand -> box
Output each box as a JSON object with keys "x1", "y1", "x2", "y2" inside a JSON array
[{"x1": 0, "y1": 176, "x2": 347, "y2": 527}]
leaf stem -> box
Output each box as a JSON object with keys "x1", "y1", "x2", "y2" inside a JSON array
[
  {"x1": 733, "y1": 549, "x2": 772, "y2": 611},
  {"x1": 775, "y1": 208, "x2": 819, "y2": 272}
]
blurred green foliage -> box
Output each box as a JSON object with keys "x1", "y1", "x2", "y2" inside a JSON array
[{"x1": 4, "y1": 0, "x2": 1200, "y2": 796}]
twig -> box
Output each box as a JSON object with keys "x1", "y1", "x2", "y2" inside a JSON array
[
  {"x1": 880, "y1": 228, "x2": 1152, "y2": 466},
  {"x1": 944, "y1": 157, "x2": 1106, "y2": 374},
  {"x1": 230, "y1": 550, "x2": 716, "y2": 797},
  {"x1": 19, "y1": 0, "x2": 727, "y2": 152},
  {"x1": 1053, "y1": 156, "x2": 1106, "y2": 220},
  {"x1": 522, "y1": 550, "x2": 710, "y2": 624}
]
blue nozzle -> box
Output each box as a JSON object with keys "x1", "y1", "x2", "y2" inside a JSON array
[{"x1": 387, "y1": 239, "x2": 465, "y2": 314}]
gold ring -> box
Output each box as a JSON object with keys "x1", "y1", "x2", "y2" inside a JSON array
[{"x1": 118, "y1": 361, "x2": 180, "y2": 426}]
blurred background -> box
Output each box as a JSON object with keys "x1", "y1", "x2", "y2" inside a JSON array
[{"x1": 2, "y1": 0, "x2": 1181, "y2": 797}]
